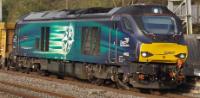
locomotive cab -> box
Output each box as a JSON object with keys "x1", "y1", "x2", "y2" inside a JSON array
[
  {"x1": 115, "y1": 5, "x2": 188, "y2": 64},
  {"x1": 114, "y1": 5, "x2": 188, "y2": 88},
  {"x1": 136, "y1": 15, "x2": 188, "y2": 64}
]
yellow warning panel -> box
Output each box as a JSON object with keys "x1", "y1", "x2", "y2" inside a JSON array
[{"x1": 139, "y1": 43, "x2": 188, "y2": 63}]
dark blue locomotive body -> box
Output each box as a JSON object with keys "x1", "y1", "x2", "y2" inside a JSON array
[{"x1": 11, "y1": 5, "x2": 188, "y2": 89}]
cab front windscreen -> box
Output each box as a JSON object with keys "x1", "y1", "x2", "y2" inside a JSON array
[{"x1": 141, "y1": 16, "x2": 177, "y2": 35}]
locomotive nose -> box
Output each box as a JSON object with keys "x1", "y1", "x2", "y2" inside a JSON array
[{"x1": 139, "y1": 43, "x2": 188, "y2": 63}]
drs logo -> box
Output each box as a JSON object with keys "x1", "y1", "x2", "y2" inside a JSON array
[{"x1": 62, "y1": 25, "x2": 75, "y2": 54}]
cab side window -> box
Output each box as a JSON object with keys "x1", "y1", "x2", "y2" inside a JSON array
[{"x1": 122, "y1": 17, "x2": 133, "y2": 33}]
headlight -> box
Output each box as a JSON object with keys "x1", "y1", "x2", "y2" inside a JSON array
[
  {"x1": 180, "y1": 54, "x2": 185, "y2": 59},
  {"x1": 142, "y1": 52, "x2": 147, "y2": 57},
  {"x1": 175, "y1": 53, "x2": 186, "y2": 59},
  {"x1": 141, "y1": 52, "x2": 153, "y2": 57}
]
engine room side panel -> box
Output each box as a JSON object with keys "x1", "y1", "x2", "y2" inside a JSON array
[{"x1": 15, "y1": 20, "x2": 129, "y2": 64}]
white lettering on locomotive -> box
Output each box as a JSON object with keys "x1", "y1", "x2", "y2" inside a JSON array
[{"x1": 120, "y1": 37, "x2": 130, "y2": 47}]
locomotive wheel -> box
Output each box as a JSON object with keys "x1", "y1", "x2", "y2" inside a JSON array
[
  {"x1": 31, "y1": 64, "x2": 41, "y2": 72},
  {"x1": 94, "y1": 79, "x2": 105, "y2": 86},
  {"x1": 25, "y1": 68, "x2": 31, "y2": 74},
  {"x1": 39, "y1": 70, "x2": 50, "y2": 76},
  {"x1": 0, "y1": 63, "x2": 2, "y2": 69},
  {"x1": 14, "y1": 63, "x2": 22, "y2": 71},
  {"x1": 4, "y1": 65, "x2": 10, "y2": 71},
  {"x1": 57, "y1": 74, "x2": 64, "y2": 79},
  {"x1": 111, "y1": 73, "x2": 130, "y2": 90}
]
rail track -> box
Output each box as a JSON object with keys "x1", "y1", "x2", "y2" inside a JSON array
[
  {"x1": 0, "y1": 83, "x2": 37, "y2": 98},
  {"x1": 0, "y1": 68, "x2": 195, "y2": 98},
  {"x1": 0, "y1": 75, "x2": 74, "y2": 98},
  {"x1": 0, "y1": 69, "x2": 75, "y2": 98}
]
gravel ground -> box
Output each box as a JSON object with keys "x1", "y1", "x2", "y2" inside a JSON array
[
  {"x1": 182, "y1": 93, "x2": 200, "y2": 98},
  {"x1": 0, "y1": 82, "x2": 61, "y2": 98},
  {"x1": 0, "y1": 71, "x2": 151, "y2": 98},
  {"x1": 0, "y1": 71, "x2": 196, "y2": 98},
  {"x1": 0, "y1": 91, "x2": 21, "y2": 98}
]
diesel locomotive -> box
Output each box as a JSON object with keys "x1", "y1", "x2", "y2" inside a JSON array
[{"x1": 8, "y1": 5, "x2": 188, "y2": 89}]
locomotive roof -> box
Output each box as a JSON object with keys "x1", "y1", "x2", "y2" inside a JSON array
[{"x1": 21, "y1": 4, "x2": 172, "y2": 21}]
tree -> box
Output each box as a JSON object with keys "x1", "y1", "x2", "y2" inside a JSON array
[{"x1": 3, "y1": 0, "x2": 168, "y2": 22}]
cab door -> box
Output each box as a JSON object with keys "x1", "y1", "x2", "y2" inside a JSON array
[{"x1": 108, "y1": 21, "x2": 119, "y2": 63}]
